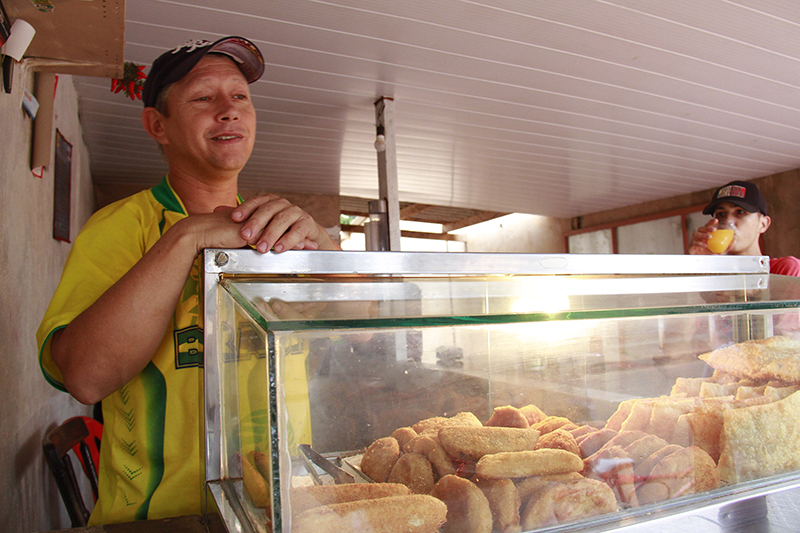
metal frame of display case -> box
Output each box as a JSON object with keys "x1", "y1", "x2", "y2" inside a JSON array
[{"x1": 202, "y1": 250, "x2": 800, "y2": 533}]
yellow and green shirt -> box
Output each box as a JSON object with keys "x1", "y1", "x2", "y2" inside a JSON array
[{"x1": 37, "y1": 176, "x2": 208, "y2": 525}]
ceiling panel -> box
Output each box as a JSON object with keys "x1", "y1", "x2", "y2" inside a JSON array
[{"x1": 72, "y1": 0, "x2": 800, "y2": 219}]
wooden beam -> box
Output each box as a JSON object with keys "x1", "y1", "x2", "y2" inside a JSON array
[
  {"x1": 341, "y1": 225, "x2": 465, "y2": 241},
  {"x1": 399, "y1": 203, "x2": 433, "y2": 218},
  {"x1": 442, "y1": 211, "x2": 506, "y2": 232}
]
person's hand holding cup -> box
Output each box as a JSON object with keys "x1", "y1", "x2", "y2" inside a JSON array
[{"x1": 706, "y1": 220, "x2": 735, "y2": 254}]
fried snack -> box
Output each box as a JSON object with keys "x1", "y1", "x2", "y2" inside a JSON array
[
  {"x1": 582, "y1": 445, "x2": 637, "y2": 507},
  {"x1": 637, "y1": 446, "x2": 719, "y2": 505},
  {"x1": 250, "y1": 450, "x2": 271, "y2": 482},
  {"x1": 391, "y1": 427, "x2": 418, "y2": 449},
  {"x1": 671, "y1": 377, "x2": 713, "y2": 397},
  {"x1": 515, "y1": 472, "x2": 583, "y2": 503},
  {"x1": 534, "y1": 428, "x2": 580, "y2": 456},
  {"x1": 438, "y1": 426, "x2": 540, "y2": 462},
  {"x1": 519, "y1": 404, "x2": 548, "y2": 426},
  {"x1": 717, "y1": 390, "x2": 800, "y2": 483},
  {"x1": 605, "y1": 399, "x2": 636, "y2": 432},
  {"x1": 578, "y1": 428, "x2": 618, "y2": 458},
  {"x1": 291, "y1": 494, "x2": 447, "y2": 533},
  {"x1": 699, "y1": 381, "x2": 741, "y2": 398},
  {"x1": 520, "y1": 478, "x2": 617, "y2": 530},
  {"x1": 361, "y1": 437, "x2": 401, "y2": 482},
  {"x1": 623, "y1": 435, "x2": 670, "y2": 470},
  {"x1": 431, "y1": 474, "x2": 493, "y2": 533},
  {"x1": 735, "y1": 385, "x2": 767, "y2": 400},
  {"x1": 486, "y1": 405, "x2": 530, "y2": 428},
  {"x1": 633, "y1": 444, "x2": 683, "y2": 479},
  {"x1": 240, "y1": 452, "x2": 270, "y2": 509},
  {"x1": 570, "y1": 425, "x2": 598, "y2": 440},
  {"x1": 764, "y1": 384, "x2": 800, "y2": 401},
  {"x1": 472, "y1": 476, "x2": 521, "y2": 533},
  {"x1": 648, "y1": 398, "x2": 695, "y2": 441},
  {"x1": 670, "y1": 414, "x2": 693, "y2": 447},
  {"x1": 412, "y1": 411, "x2": 483, "y2": 436},
  {"x1": 476, "y1": 449, "x2": 583, "y2": 478},
  {"x1": 531, "y1": 416, "x2": 576, "y2": 434},
  {"x1": 387, "y1": 452, "x2": 436, "y2": 494},
  {"x1": 290, "y1": 483, "x2": 410, "y2": 517},
  {"x1": 698, "y1": 335, "x2": 800, "y2": 382},
  {"x1": 585, "y1": 430, "x2": 648, "y2": 464},
  {"x1": 620, "y1": 400, "x2": 656, "y2": 432},
  {"x1": 410, "y1": 435, "x2": 456, "y2": 479}
]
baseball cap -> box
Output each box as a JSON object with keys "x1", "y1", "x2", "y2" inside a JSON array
[
  {"x1": 702, "y1": 180, "x2": 768, "y2": 216},
  {"x1": 142, "y1": 36, "x2": 264, "y2": 108}
]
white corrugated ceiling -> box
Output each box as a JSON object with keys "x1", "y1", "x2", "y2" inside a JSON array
[{"x1": 73, "y1": 0, "x2": 800, "y2": 219}]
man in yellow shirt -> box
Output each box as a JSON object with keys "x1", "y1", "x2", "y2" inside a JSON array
[{"x1": 37, "y1": 36, "x2": 339, "y2": 524}]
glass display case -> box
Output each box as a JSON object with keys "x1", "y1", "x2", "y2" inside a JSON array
[{"x1": 202, "y1": 250, "x2": 800, "y2": 533}]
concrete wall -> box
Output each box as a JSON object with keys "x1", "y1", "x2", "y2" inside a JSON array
[
  {"x1": 459, "y1": 213, "x2": 570, "y2": 253},
  {"x1": 1, "y1": 65, "x2": 95, "y2": 532}
]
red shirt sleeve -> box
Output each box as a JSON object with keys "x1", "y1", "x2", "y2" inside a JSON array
[{"x1": 770, "y1": 256, "x2": 800, "y2": 276}]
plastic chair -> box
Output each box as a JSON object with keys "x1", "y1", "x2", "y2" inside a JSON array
[{"x1": 42, "y1": 416, "x2": 103, "y2": 527}]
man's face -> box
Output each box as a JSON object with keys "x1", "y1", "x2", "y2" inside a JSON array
[
  {"x1": 158, "y1": 55, "x2": 256, "y2": 180},
  {"x1": 711, "y1": 201, "x2": 770, "y2": 255}
]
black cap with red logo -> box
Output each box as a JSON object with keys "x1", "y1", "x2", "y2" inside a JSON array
[{"x1": 702, "y1": 180, "x2": 768, "y2": 216}]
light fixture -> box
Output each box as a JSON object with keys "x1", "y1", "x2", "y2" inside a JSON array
[{"x1": 374, "y1": 125, "x2": 386, "y2": 152}]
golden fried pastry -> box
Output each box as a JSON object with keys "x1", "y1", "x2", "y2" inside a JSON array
[
  {"x1": 291, "y1": 494, "x2": 447, "y2": 533},
  {"x1": 698, "y1": 335, "x2": 800, "y2": 382},
  {"x1": 438, "y1": 426, "x2": 540, "y2": 462},
  {"x1": 391, "y1": 427, "x2": 418, "y2": 449},
  {"x1": 699, "y1": 381, "x2": 741, "y2": 398},
  {"x1": 250, "y1": 450, "x2": 271, "y2": 482},
  {"x1": 430, "y1": 474, "x2": 493, "y2": 533},
  {"x1": 240, "y1": 452, "x2": 270, "y2": 509},
  {"x1": 582, "y1": 445, "x2": 637, "y2": 507},
  {"x1": 472, "y1": 476, "x2": 521, "y2": 533},
  {"x1": 648, "y1": 398, "x2": 695, "y2": 441},
  {"x1": 585, "y1": 430, "x2": 648, "y2": 464},
  {"x1": 718, "y1": 390, "x2": 800, "y2": 483},
  {"x1": 520, "y1": 478, "x2": 617, "y2": 530},
  {"x1": 486, "y1": 405, "x2": 530, "y2": 428},
  {"x1": 290, "y1": 483, "x2": 410, "y2": 517},
  {"x1": 412, "y1": 412, "x2": 483, "y2": 436},
  {"x1": 515, "y1": 472, "x2": 582, "y2": 503},
  {"x1": 735, "y1": 385, "x2": 767, "y2": 400},
  {"x1": 623, "y1": 435, "x2": 670, "y2": 470},
  {"x1": 570, "y1": 425, "x2": 599, "y2": 440},
  {"x1": 764, "y1": 384, "x2": 800, "y2": 401},
  {"x1": 476, "y1": 449, "x2": 583, "y2": 478},
  {"x1": 409, "y1": 435, "x2": 456, "y2": 479},
  {"x1": 605, "y1": 399, "x2": 636, "y2": 432},
  {"x1": 637, "y1": 446, "x2": 719, "y2": 505},
  {"x1": 578, "y1": 428, "x2": 618, "y2": 458},
  {"x1": 534, "y1": 428, "x2": 580, "y2": 456},
  {"x1": 361, "y1": 436, "x2": 401, "y2": 482},
  {"x1": 620, "y1": 401, "x2": 656, "y2": 432},
  {"x1": 633, "y1": 444, "x2": 682, "y2": 479},
  {"x1": 670, "y1": 414, "x2": 693, "y2": 447},
  {"x1": 519, "y1": 404, "x2": 548, "y2": 426},
  {"x1": 670, "y1": 377, "x2": 713, "y2": 397},
  {"x1": 387, "y1": 452, "x2": 436, "y2": 494},
  {"x1": 531, "y1": 416, "x2": 576, "y2": 434}
]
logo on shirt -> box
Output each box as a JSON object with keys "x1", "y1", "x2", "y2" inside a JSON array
[{"x1": 175, "y1": 326, "x2": 203, "y2": 368}]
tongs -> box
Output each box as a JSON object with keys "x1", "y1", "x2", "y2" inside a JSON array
[{"x1": 298, "y1": 443, "x2": 355, "y2": 485}]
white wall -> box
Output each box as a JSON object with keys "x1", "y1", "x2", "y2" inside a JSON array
[{"x1": 0, "y1": 64, "x2": 95, "y2": 532}]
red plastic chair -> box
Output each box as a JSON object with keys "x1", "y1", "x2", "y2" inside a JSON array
[{"x1": 42, "y1": 416, "x2": 103, "y2": 527}]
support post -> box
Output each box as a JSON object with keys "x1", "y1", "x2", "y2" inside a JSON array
[{"x1": 374, "y1": 97, "x2": 401, "y2": 251}]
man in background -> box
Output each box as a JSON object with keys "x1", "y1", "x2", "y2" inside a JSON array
[
  {"x1": 37, "y1": 36, "x2": 339, "y2": 525},
  {"x1": 688, "y1": 179, "x2": 800, "y2": 275}
]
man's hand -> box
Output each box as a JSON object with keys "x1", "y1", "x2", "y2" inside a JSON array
[
  {"x1": 687, "y1": 219, "x2": 718, "y2": 255},
  {"x1": 230, "y1": 193, "x2": 340, "y2": 252}
]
